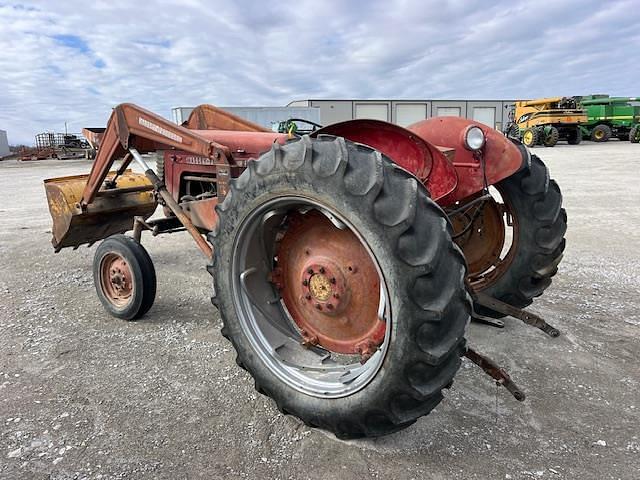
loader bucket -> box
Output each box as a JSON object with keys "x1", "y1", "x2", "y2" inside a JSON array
[{"x1": 44, "y1": 171, "x2": 157, "y2": 251}]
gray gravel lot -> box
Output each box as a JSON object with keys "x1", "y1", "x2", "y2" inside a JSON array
[{"x1": 1, "y1": 141, "x2": 639, "y2": 479}]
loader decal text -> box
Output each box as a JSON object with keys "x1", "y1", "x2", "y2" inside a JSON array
[{"x1": 138, "y1": 117, "x2": 183, "y2": 143}]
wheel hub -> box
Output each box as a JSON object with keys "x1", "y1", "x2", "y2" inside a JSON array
[
  {"x1": 100, "y1": 254, "x2": 133, "y2": 306},
  {"x1": 275, "y1": 211, "x2": 385, "y2": 355},
  {"x1": 308, "y1": 272, "x2": 331, "y2": 301}
]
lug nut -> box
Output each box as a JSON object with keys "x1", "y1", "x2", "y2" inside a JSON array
[
  {"x1": 302, "y1": 279, "x2": 308, "y2": 286},
  {"x1": 330, "y1": 277, "x2": 336, "y2": 284},
  {"x1": 326, "y1": 304, "x2": 334, "y2": 310},
  {"x1": 307, "y1": 268, "x2": 314, "y2": 274},
  {"x1": 333, "y1": 293, "x2": 340, "y2": 299},
  {"x1": 315, "y1": 303, "x2": 322, "y2": 310},
  {"x1": 319, "y1": 267, "x2": 325, "y2": 274},
  {"x1": 305, "y1": 294, "x2": 311, "y2": 300}
]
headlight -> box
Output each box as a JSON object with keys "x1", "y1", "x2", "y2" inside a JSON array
[{"x1": 464, "y1": 126, "x2": 486, "y2": 151}]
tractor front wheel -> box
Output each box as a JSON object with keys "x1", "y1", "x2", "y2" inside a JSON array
[
  {"x1": 93, "y1": 235, "x2": 156, "y2": 320},
  {"x1": 630, "y1": 126, "x2": 639, "y2": 143},
  {"x1": 210, "y1": 136, "x2": 470, "y2": 438}
]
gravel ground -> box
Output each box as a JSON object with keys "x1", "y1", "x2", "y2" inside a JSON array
[{"x1": 0, "y1": 141, "x2": 638, "y2": 479}]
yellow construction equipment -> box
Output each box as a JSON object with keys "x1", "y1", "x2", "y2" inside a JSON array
[{"x1": 505, "y1": 97, "x2": 587, "y2": 147}]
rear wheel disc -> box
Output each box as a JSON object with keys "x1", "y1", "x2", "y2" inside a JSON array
[
  {"x1": 451, "y1": 189, "x2": 518, "y2": 291},
  {"x1": 231, "y1": 198, "x2": 391, "y2": 397}
]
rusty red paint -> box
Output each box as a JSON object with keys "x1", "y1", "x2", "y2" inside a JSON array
[
  {"x1": 100, "y1": 253, "x2": 133, "y2": 307},
  {"x1": 181, "y1": 197, "x2": 219, "y2": 231},
  {"x1": 276, "y1": 211, "x2": 385, "y2": 354},
  {"x1": 313, "y1": 119, "x2": 458, "y2": 201},
  {"x1": 408, "y1": 117, "x2": 523, "y2": 205},
  {"x1": 193, "y1": 130, "x2": 288, "y2": 162}
]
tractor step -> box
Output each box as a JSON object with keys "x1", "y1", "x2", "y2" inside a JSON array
[{"x1": 472, "y1": 292, "x2": 561, "y2": 338}]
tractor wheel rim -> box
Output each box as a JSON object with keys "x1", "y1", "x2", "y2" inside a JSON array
[
  {"x1": 100, "y1": 253, "x2": 133, "y2": 307},
  {"x1": 523, "y1": 131, "x2": 533, "y2": 144},
  {"x1": 595, "y1": 130, "x2": 603, "y2": 139},
  {"x1": 230, "y1": 196, "x2": 392, "y2": 398},
  {"x1": 451, "y1": 186, "x2": 519, "y2": 290},
  {"x1": 275, "y1": 210, "x2": 384, "y2": 355}
]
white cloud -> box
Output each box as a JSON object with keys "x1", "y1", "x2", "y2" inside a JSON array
[{"x1": 0, "y1": 0, "x2": 638, "y2": 144}]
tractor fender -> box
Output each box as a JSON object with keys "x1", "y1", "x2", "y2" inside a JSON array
[
  {"x1": 312, "y1": 119, "x2": 457, "y2": 201},
  {"x1": 408, "y1": 117, "x2": 526, "y2": 205}
]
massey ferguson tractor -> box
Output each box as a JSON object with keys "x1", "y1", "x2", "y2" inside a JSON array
[{"x1": 44, "y1": 103, "x2": 566, "y2": 438}]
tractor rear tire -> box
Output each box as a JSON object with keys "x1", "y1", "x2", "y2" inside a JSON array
[
  {"x1": 543, "y1": 127, "x2": 559, "y2": 147},
  {"x1": 591, "y1": 124, "x2": 611, "y2": 142},
  {"x1": 567, "y1": 127, "x2": 582, "y2": 145},
  {"x1": 93, "y1": 235, "x2": 156, "y2": 320},
  {"x1": 209, "y1": 135, "x2": 470, "y2": 438},
  {"x1": 522, "y1": 128, "x2": 538, "y2": 147},
  {"x1": 472, "y1": 155, "x2": 566, "y2": 318},
  {"x1": 630, "y1": 127, "x2": 639, "y2": 143}
]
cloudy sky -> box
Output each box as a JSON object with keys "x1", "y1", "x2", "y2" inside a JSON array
[{"x1": 1, "y1": 0, "x2": 639, "y2": 144}]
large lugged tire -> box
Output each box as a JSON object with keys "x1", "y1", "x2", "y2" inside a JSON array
[
  {"x1": 591, "y1": 124, "x2": 611, "y2": 142},
  {"x1": 543, "y1": 126, "x2": 559, "y2": 147},
  {"x1": 209, "y1": 136, "x2": 470, "y2": 438},
  {"x1": 567, "y1": 127, "x2": 582, "y2": 145},
  {"x1": 93, "y1": 234, "x2": 156, "y2": 320},
  {"x1": 630, "y1": 126, "x2": 639, "y2": 143},
  {"x1": 473, "y1": 155, "x2": 566, "y2": 317}
]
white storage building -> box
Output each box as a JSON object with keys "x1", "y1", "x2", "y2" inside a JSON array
[
  {"x1": 287, "y1": 99, "x2": 516, "y2": 132},
  {"x1": 171, "y1": 106, "x2": 321, "y2": 129}
]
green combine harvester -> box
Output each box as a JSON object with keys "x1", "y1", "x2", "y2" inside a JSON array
[{"x1": 578, "y1": 95, "x2": 640, "y2": 143}]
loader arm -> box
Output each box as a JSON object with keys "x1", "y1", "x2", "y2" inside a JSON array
[
  {"x1": 184, "y1": 104, "x2": 270, "y2": 132},
  {"x1": 81, "y1": 103, "x2": 231, "y2": 207},
  {"x1": 45, "y1": 103, "x2": 234, "y2": 251}
]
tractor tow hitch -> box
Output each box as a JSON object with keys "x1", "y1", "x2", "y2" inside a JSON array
[
  {"x1": 472, "y1": 291, "x2": 561, "y2": 338},
  {"x1": 464, "y1": 346, "x2": 526, "y2": 402}
]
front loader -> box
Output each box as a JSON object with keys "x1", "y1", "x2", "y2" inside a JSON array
[{"x1": 44, "y1": 103, "x2": 566, "y2": 438}]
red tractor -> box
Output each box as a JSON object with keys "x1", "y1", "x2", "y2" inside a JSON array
[{"x1": 45, "y1": 103, "x2": 566, "y2": 438}]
